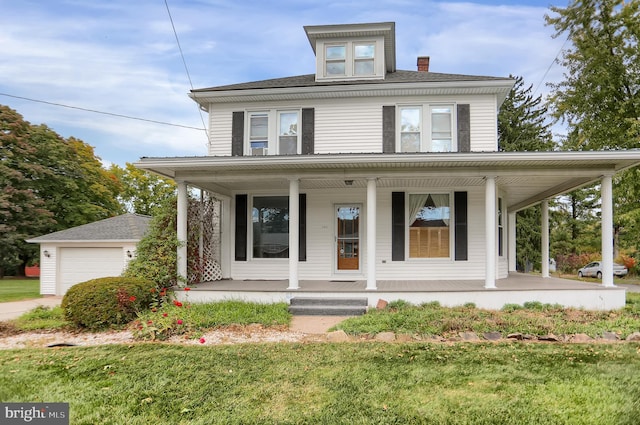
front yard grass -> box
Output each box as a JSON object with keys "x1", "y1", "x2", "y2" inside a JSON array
[
  {"x1": 0, "y1": 279, "x2": 40, "y2": 302},
  {"x1": 334, "y1": 293, "x2": 640, "y2": 339},
  {"x1": 1, "y1": 342, "x2": 639, "y2": 424}
]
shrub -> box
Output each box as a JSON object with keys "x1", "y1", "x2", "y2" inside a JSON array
[
  {"x1": 62, "y1": 276, "x2": 157, "y2": 329},
  {"x1": 386, "y1": 299, "x2": 412, "y2": 310}
]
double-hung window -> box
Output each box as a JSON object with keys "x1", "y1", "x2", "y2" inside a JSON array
[
  {"x1": 325, "y1": 45, "x2": 346, "y2": 76},
  {"x1": 247, "y1": 110, "x2": 300, "y2": 155},
  {"x1": 400, "y1": 107, "x2": 422, "y2": 152},
  {"x1": 430, "y1": 105, "x2": 453, "y2": 152},
  {"x1": 408, "y1": 193, "x2": 451, "y2": 258},
  {"x1": 354, "y1": 43, "x2": 375, "y2": 75},
  {"x1": 249, "y1": 112, "x2": 269, "y2": 155},
  {"x1": 398, "y1": 104, "x2": 455, "y2": 152}
]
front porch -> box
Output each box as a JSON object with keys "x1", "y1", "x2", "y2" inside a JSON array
[{"x1": 176, "y1": 273, "x2": 626, "y2": 311}]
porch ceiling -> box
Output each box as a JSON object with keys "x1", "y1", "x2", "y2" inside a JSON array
[{"x1": 135, "y1": 151, "x2": 640, "y2": 211}]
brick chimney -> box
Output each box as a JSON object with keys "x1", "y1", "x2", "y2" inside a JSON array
[{"x1": 417, "y1": 56, "x2": 430, "y2": 72}]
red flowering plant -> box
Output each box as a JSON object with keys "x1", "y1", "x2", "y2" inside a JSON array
[{"x1": 131, "y1": 293, "x2": 198, "y2": 341}]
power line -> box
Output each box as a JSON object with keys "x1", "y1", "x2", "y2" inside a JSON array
[
  {"x1": 0, "y1": 92, "x2": 206, "y2": 131},
  {"x1": 164, "y1": 0, "x2": 211, "y2": 146}
]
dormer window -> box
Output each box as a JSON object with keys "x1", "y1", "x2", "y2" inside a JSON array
[
  {"x1": 316, "y1": 38, "x2": 384, "y2": 81},
  {"x1": 325, "y1": 45, "x2": 346, "y2": 76},
  {"x1": 354, "y1": 43, "x2": 375, "y2": 75},
  {"x1": 305, "y1": 22, "x2": 395, "y2": 82}
]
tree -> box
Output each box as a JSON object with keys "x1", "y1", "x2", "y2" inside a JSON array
[
  {"x1": 498, "y1": 75, "x2": 555, "y2": 153},
  {"x1": 0, "y1": 106, "x2": 54, "y2": 276},
  {"x1": 29, "y1": 127, "x2": 123, "y2": 232},
  {"x1": 546, "y1": 0, "x2": 640, "y2": 255},
  {"x1": 123, "y1": 195, "x2": 180, "y2": 288},
  {"x1": 497, "y1": 76, "x2": 556, "y2": 271},
  {"x1": 109, "y1": 163, "x2": 176, "y2": 216},
  {"x1": 0, "y1": 104, "x2": 124, "y2": 275}
]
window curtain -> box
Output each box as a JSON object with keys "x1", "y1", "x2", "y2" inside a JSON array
[
  {"x1": 408, "y1": 194, "x2": 429, "y2": 226},
  {"x1": 430, "y1": 194, "x2": 450, "y2": 226}
]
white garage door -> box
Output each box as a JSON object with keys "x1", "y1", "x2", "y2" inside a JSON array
[{"x1": 59, "y1": 248, "x2": 125, "y2": 295}]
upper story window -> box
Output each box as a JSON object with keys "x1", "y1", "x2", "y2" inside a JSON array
[
  {"x1": 398, "y1": 105, "x2": 455, "y2": 153},
  {"x1": 247, "y1": 110, "x2": 300, "y2": 156},
  {"x1": 316, "y1": 37, "x2": 384, "y2": 81},
  {"x1": 325, "y1": 45, "x2": 346, "y2": 76},
  {"x1": 354, "y1": 43, "x2": 375, "y2": 75}
]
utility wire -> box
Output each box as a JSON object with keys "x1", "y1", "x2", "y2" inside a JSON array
[
  {"x1": 0, "y1": 92, "x2": 205, "y2": 131},
  {"x1": 164, "y1": 0, "x2": 211, "y2": 146}
]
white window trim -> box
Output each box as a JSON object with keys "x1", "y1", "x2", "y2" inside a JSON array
[
  {"x1": 405, "y1": 191, "x2": 454, "y2": 260},
  {"x1": 315, "y1": 36, "x2": 385, "y2": 81},
  {"x1": 396, "y1": 104, "x2": 457, "y2": 153},
  {"x1": 245, "y1": 109, "x2": 301, "y2": 156}
]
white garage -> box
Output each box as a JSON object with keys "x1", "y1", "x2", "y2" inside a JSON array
[{"x1": 27, "y1": 214, "x2": 151, "y2": 296}]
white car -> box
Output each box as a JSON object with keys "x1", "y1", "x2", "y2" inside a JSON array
[{"x1": 577, "y1": 261, "x2": 628, "y2": 279}]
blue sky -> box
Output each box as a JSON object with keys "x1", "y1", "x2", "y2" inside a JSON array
[{"x1": 0, "y1": 0, "x2": 568, "y2": 167}]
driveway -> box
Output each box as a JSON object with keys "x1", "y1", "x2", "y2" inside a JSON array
[
  {"x1": 0, "y1": 296, "x2": 62, "y2": 322},
  {"x1": 618, "y1": 283, "x2": 640, "y2": 293}
]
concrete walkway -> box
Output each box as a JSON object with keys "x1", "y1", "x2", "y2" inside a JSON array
[{"x1": 0, "y1": 296, "x2": 62, "y2": 322}]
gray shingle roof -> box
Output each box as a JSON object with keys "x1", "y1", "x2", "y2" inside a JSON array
[
  {"x1": 191, "y1": 70, "x2": 511, "y2": 93},
  {"x1": 27, "y1": 213, "x2": 152, "y2": 242}
]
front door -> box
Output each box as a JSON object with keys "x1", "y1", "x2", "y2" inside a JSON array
[{"x1": 336, "y1": 205, "x2": 360, "y2": 271}]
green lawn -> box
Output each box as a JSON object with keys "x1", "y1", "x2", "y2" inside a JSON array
[
  {"x1": 1, "y1": 342, "x2": 639, "y2": 424},
  {"x1": 0, "y1": 279, "x2": 40, "y2": 302}
]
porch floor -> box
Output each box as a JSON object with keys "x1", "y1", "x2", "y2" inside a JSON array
[{"x1": 179, "y1": 273, "x2": 626, "y2": 311}]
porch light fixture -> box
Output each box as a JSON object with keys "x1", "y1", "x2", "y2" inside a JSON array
[
  {"x1": 344, "y1": 180, "x2": 354, "y2": 186},
  {"x1": 126, "y1": 250, "x2": 133, "y2": 258},
  {"x1": 43, "y1": 250, "x2": 50, "y2": 258}
]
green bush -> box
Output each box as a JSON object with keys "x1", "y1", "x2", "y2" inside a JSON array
[{"x1": 62, "y1": 276, "x2": 157, "y2": 329}]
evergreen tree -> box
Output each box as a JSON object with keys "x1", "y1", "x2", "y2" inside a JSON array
[{"x1": 497, "y1": 76, "x2": 556, "y2": 271}]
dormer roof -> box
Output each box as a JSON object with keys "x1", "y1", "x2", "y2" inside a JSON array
[{"x1": 304, "y1": 22, "x2": 396, "y2": 73}]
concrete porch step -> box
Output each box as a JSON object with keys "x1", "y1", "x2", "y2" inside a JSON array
[{"x1": 288, "y1": 297, "x2": 368, "y2": 316}]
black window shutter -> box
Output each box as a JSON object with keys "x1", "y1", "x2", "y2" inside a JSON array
[
  {"x1": 383, "y1": 106, "x2": 396, "y2": 153},
  {"x1": 454, "y1": 191, "x2": 468, "y2": 261},
  {"x1": 234, "y1": 194, "x2": 248, "y2": 261},
  {"x1": 232, "y1": 111, "x2": 244, "y2": 156},
  {"x1": 457, "y1": 104, "x2": 470, "y2": 153},
  {"x1": 391, "y1": 191, "x2": 405, "y2": 261},
  {"x1": 299, "y1": 194, "x2": 307, "y2": 261},
  {"x1": 301, "y1": 108, "x2": 314, "y2": 154}
]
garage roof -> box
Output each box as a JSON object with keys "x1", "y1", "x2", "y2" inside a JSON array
[{"x1": 26, "y1": 213, "x2": 151, "y2": 243}]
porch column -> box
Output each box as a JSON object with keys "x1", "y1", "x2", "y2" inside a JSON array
[
  {"x1": 541, "y1": 200, "x2": 550, "y2": 278},
  {"x1": 366, "y1": 178, "x2": 377, "y2": 290},
  {"x1": 485, "y1": 176, "x2": 497, "y2": 288},
  {"x1": 601, "y1": 173, "x2": 614, "y2": 287},
  {"x1": 288, "y1": 178, "x2": 300, "y2": 290},
  {"x1": 177, "y1": 181, "x2": 188, "y2": 285},
  {"x1": 508, "y1": 212, "x2": 517, "y2": 273}
]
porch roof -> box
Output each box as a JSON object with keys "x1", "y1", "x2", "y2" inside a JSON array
[{"x1": 135, "y1": 150, "x2": 640, "y2": 211}]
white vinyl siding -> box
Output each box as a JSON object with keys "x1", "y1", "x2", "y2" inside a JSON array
[
  {"x1": 207, "y1": 94, "x2": 499, "y2": 156},
  {"x1": 469, "y1": 96, "x2": 498, "y2": 152},
  {"x1": 314, "y1": 99, "x2": 382, "y2": 153},
  {"x1": 209, "y1": 104, "x2": 233, "y2": 156},
  {"x1": 39, "y1": 245, "x2": 57, "y2": 295}
]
